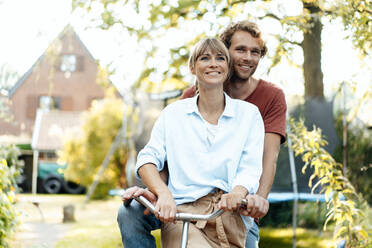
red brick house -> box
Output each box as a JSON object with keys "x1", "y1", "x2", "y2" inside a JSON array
[{"x1": 0, "y1": 25, "x2": 105, "y2": 139}]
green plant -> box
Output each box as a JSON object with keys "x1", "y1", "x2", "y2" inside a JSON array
[
  {"x1": 333, "y1": 113, "x2": 372, "y2": 204},
  {"x1": 59, "y1": 87, "x2": 137, "y2": 199},
  {"x1": 260, "y1": 202, "x2": 293, "y2": 228},
  {"x1": 289, "y1": 118, "x2": 372, "y2": 247},
  {"x1": 0, "y1": 144, "x2": 24, "y2": 172},
  {"x1": 298, "y1": 201, "x2": 328, "y2": 229},
  {"x1": 0, "y1": 159, "x2": 20, "y2": 248}
]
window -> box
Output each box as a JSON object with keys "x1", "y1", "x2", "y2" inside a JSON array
[
  {"x1": 39, "y1": 96, "x2": 61, "y2": 110},
  {"x1": 60, "y1": 54, "x2": 76, "y2": 73}
]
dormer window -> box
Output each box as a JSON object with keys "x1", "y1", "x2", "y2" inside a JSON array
[
  {"x1": 56, "y1": 54, "x2": 84, "y2": 78},
  {"x1": 60, "y1": 54, "x2": 76, "y2": 78}
]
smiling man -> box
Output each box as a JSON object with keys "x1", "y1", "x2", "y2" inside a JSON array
[{"x1": 117, "y1": 20, "x2": 287, "y2": 248}]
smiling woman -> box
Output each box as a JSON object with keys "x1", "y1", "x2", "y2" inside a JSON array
[{"x1": 128, "y1": 37, "x2": 265, "y2": 248}]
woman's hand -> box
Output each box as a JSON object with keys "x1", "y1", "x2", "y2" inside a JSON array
[
  {"x1": 155, "y1": 191, "x2": 177, "y2": 224},
  {"x1": 218, "y1": 191, "x2": 245, "y2": 211}
]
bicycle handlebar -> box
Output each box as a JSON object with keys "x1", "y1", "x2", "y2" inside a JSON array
[{"x1": 135, "y1": 195, "x2": 247, "y2": 222}]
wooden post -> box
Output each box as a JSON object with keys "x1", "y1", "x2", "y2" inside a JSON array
[
  {"x1": 63, "y1": 204, "x2": 75, "y2": 222},
  {"x1": 32, "y1": 150, "x2": 39, "y2": 194}
]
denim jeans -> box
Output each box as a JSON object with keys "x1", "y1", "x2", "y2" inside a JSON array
[{"x1": 117, "y1": 200, "x2": 260, "y2": 248}]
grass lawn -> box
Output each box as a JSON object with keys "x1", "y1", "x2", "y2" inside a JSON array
[
  {"x1": 260, "y1": 227, "x2": 335, "y2": 248},
  {"x1": 11, "y1": 194, "x2": 334, "y2": 248}
]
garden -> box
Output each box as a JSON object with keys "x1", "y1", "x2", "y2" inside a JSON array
[{"x1": 1, "y1": 0, "x2": 371, "y2": 247}]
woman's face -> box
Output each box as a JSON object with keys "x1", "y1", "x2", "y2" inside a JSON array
[{"x1": 191, "y1": 48, "x2": 229, "y2": 88}]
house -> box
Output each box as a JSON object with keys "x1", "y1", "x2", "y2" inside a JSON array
[
  {"x1": 0, "y1": 25, "x2": 105, "y2": 139},
  {"x1": 0, "y1": 25, "x2": 108, "y2": 193}
]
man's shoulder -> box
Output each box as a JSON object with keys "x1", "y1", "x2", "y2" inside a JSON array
[{"x1": 258, "y1": 79, "x2": 284, "y2": 95}]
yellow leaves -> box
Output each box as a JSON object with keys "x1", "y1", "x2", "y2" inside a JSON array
[
  {"x1": 325, "y1": 187, "x2": 332, "y2": 201},
  {"x1": 303, "y1": 152, "x2": 311, "y2": 162},
  {"x1": 289, "y1": 118, "x2": 372, "y2": 246}
]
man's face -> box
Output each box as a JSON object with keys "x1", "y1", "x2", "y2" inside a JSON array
[{"x1": 228, "y1": 31, "x2": 262, "y2": 81}]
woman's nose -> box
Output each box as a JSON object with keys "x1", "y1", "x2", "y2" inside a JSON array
[{"x1": 209, "y1": 58, "x2": 218, "y2": 67}]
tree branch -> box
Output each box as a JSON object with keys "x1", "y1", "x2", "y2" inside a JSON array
[{"x1": 258, "y1": 13, "x2": 281, "y2": 21}]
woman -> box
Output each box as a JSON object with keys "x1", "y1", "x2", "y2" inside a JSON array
[{"x1": 135, "y1": 38, "x2": 264, "y2": 248}]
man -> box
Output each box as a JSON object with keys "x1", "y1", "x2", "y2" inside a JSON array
[{"x1": 117, "y1": 20, "x2": 286, "y2": 248}]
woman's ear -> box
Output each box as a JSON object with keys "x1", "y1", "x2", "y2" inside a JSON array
[{"x1": 189, "y1": 64, "x2": 195, "y2": 75}]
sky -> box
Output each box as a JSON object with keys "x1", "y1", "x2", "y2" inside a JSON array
[{"x1": 0, "y1": 0, "x2": 370, "y2": 122}]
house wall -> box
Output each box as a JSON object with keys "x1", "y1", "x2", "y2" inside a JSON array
[{"x1": 0, "y1": 30, "x2": 104, "y2": 137}]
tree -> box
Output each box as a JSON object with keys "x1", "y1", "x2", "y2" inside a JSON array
[
  {"x1": 71, "y1": 0, "x2": 371, "y2": 99},
  {"x1": 59, "y1": 87, "x2": 136, "y2": 199},
  {"x1": 0, "y1": 64, "x2": 19, "y2": 92},
  {"x1": 0, "y1": 64, "x2": 18, "y2": 122}
]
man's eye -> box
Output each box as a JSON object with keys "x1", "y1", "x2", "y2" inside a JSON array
[{"x1": 252, "y1": 50, "x2": 260, "y2": 55}]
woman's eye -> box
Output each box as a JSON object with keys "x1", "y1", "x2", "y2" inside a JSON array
[
  {"x1": 217, "y1": 56, "x2": 226, "y2": 61},
  {"x1": 199, "y1": 56, "x2": 208, "y2": 60}
]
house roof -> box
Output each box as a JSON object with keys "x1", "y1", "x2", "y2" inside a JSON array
[
  {"x1": 31, "y1": 110, "x2": 83, "y2": 151},
  {"x1": 8, "y1": 25, "x2": 97, "y2": 98}
]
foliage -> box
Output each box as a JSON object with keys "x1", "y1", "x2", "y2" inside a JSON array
[
  {"x1": 288, "y1": 118, "x2": 372, "y2": 247},
  {"x1": 0, "y1": 145, "x2": 22, "y2": 248},
  {"x1": 261, "y1": 201, "x2": 328, "y2": 229},
  {"x1": 0, "y1": 144, "x2": 24, "y2": 173},
  {"x1": 333, "y1": 113, "x2": 372, "y2": 204},
  {"x1": 71, "y1": 0, "x2": 371, "y2": 98},
  {"x1": 298, "y1": 201, "x2": 328, "y2": 229},
  {"x1": 59, "y1": 89, "x2": 136, "y2": 199},
  {"x1": 261, "y1": 201, "x2": 293, "y2": 228},
  {"x1": 0, "y1": 64, "x2": 19, "y2": 92},
  {"x1": 327, "y1": 0, "x2": 372, "y2": 55}
]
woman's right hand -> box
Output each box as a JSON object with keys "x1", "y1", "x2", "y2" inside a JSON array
[{"x1": 155, "y1": 191, "x2": 177, "y2": 224}]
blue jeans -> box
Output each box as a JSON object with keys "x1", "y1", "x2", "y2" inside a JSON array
[{"x1": 117, "y1": 200, "x2": 259, "y2": 248}]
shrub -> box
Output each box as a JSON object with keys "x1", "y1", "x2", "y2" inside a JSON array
[
  {"x1": 260, "y1": 201, "x2": 293, "y2": 228},
  {"x1": 289, "y1": 118, "x2": 371, "y2": 247},
  {"x1": 59, "y1": 90, "x2": 136, "y2": 199},
  {"x1": 0, "y1": 156, "x2": 20, "y2": 247},
  {"x1": 298, "y1": 201, "x2": 328, "y2": 229},
  {"x1": 333, "y1": 114, "x2": 372, "y2": 204}
]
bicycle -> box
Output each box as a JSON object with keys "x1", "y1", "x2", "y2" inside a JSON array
[{"x1": 135, "y1": 195, "x2": 248, "y2": 248}]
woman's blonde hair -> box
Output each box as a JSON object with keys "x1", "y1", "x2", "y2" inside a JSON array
[{"x1": 188, "y1": 38, "x2": 232, "y2": 92}]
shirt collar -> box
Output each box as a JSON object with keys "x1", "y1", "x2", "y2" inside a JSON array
[{"x1": 186, "y1": 92, "x2": 235, "y2": 118}]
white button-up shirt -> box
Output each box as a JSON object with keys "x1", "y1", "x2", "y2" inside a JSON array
[{"x1": 136, "y1": 93, "x2": 264, "y2": 205}]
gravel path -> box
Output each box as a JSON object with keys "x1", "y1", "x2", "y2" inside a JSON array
[
  {"x1": 10, "y1": 195, "x2": 78, "y2": 248},
  {"x1": 13, "y1": 221, "x2": 72, "y2": 248}
]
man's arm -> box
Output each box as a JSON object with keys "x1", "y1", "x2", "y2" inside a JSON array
[
  {"x1": 241, "y1": 133, "x2": 281, "y2": 218},
  {"x1": 257, "y1": 133, "x2": 281, "y2": 198}
]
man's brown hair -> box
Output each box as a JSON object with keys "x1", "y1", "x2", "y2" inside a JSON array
[{"x1": 219, "y1": 20, "x2": 268, "y2": 57}]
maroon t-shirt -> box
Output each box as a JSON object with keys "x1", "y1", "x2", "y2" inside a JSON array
[{"x1": 181, "y1": 79, "x2": 287, "y2": 143}]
